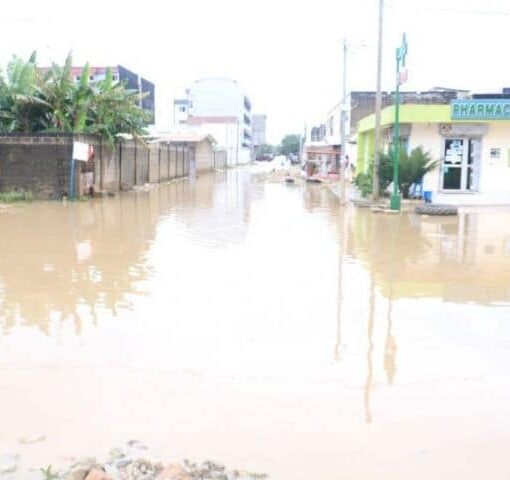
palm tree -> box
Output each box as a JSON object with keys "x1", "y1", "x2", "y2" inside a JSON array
[{"x1": 378, "y1": 146, "x2": 438, "y2": 198}]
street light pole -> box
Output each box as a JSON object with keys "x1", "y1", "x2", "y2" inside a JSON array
[
  {"x1": 390, "y1": 33, "x2": 408, "y2": 212},
  {"x1": 372, "y1": 0, "x2": 384, "y2": 201},
  {"x1": 339, "y1": 37, "x2": 348, "y2": 205}
]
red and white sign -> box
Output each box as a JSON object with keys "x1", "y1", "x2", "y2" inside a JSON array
[{"x1": 398, "y1": 69, "x2": 409, "y2": 86}]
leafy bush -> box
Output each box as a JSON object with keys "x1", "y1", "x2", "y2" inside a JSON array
[
  {"x1": 354, "y1": 172, "x2": 373, "y2": 198},
  {"x1": 367, "y1": 146, "x2": 438, "y2": 199}
]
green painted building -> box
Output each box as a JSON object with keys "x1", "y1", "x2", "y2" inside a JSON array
[{"x1": 356, "y1": 101, "x2": 510, "y2": 205}]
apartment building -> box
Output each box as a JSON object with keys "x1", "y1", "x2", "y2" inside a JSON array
[{"x1": 173, "y1": 78, "x2": 253, "y2": 165}]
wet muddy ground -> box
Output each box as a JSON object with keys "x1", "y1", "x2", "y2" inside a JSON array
[{"x1": 1, "y1": 168, "x2": 510, "y2": 479}]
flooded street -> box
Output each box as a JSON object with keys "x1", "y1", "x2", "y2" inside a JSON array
[{"x1": 1, "y1": 168, "x2": 510, "y2": 479}]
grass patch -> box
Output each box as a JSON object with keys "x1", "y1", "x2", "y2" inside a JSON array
[{"x1": 0, "y1": 190, "x2": 34, "y2": 203}]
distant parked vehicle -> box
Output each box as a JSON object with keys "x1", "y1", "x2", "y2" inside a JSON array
[
  {"x1": 257, "y1": 153, "x2": 273, "y2": 161},
  {"x1": 289, "y1": 154, "x2": 299, "y2": 164}
]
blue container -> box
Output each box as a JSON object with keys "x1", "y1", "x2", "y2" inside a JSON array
[{"x1": 423, "y1": 191, "x2": 432, "y2": 203}]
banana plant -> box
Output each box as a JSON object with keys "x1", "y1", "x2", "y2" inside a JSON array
[
  {"x1": 0, "y1": 52, "x2": 49, "y2": 132},
  {"x1": 0, "y1": 51, "x2": 149, "y2": 140}
]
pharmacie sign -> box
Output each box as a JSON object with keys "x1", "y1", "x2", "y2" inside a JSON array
[{"x1": 451, "y1": 99, "x2": 510, "y2": 120}]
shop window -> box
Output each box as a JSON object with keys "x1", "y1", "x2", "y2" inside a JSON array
[{"x1": 401, "y1": 137, "x2": 410, "y2": 154}]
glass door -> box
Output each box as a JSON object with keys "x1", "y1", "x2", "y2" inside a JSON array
[
  {"x1": 442, "y1": 138, "x2": 465, "y2": 190},
  {"x1": 441, "y1": 138, "x2": 481, "y2": 192}
]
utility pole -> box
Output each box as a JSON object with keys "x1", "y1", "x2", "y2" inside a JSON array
[
  {"x1": 372, "y1": 0, "x2": 384, "y2": 201},
  {"x1": 339, "y1": 37, "x2": 348, "y2": 205}
]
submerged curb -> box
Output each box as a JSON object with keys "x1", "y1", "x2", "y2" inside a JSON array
[{"x1": 415, "y1": 204, "x2": 458, "y2": 216}]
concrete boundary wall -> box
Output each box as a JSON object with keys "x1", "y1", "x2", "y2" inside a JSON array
[{"x1": 0, "y1": 134, "x2": 192, "y2": 199}]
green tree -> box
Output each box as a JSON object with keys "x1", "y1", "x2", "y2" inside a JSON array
[{"x1": 278, "y1": 134, "x2": 301, "y2": 156}]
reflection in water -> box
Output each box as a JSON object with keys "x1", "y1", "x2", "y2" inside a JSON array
[
  {"x1": 364, "y1": 275, "x2": 375, "y2": 424},
  {"x1": 334, "y1": 210, "x2": 347, "y2": 363},
  {"x1": 384, "y1": 297, "x2": 397, "y2": 385},
  {"x1": 348, "y1": 208, "x2": 510, "y2": 304},
  {"x1": 1, "y1": 173, "x2": 510, "y2": 480},
  {"x1": 0, "y1": 195, "x2": 154, "y2": 334},
  {"x1": 0, "y1": 170, "x2": 251, "y2": 335}
]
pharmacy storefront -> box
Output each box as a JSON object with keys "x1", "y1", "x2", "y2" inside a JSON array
[{"x1": 357, "y1": 100, "x2": 510, "y2": 205}]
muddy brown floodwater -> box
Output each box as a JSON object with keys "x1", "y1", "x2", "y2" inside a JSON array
[{"x1": 1, "y1": 168, "x2": 510, "y2": 479}]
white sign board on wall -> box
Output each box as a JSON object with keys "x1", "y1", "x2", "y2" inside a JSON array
[{"x1": 72, "y1": 141, "x2": 89, "y2": 161}]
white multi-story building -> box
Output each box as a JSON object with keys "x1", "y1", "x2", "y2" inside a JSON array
[
  {"x1": 173, "y1": 78, "x2": 253, "y2": 165},
  {"x1": 252, "y1": 114, "x2": 267, "y2": 146}
]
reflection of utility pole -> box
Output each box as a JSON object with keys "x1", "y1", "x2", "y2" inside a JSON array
[
  {"x1": 364, "y1": 274, "x2": 375, "y2": 424},
  {"x1": 339, "y1": 38, "x2": 348, "y2": 205},
  {"x1": 384, "y1": 295, "x2": 397, "y2": 385},
  {"x1": 372, "y1": 0, "x2": 384, "y2": 201},
  {"x1": 384, "y1": 213, "x2": 398, "y2": 384},
  {"x1": 334, "y1": 208, "x2": 348, "y2": 362}
]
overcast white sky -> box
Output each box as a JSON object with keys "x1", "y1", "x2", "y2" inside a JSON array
[{"x1": 1, "y1": 0, "x2": 509, "y2": 143}]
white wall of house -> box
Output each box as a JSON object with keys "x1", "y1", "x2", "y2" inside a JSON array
[
  {"x1": 188, "y1": 78, "x2": 252, "y2": 149},
  {"x1": 410, "y1": 122, "x2": 510, "y2": 205},
  {"x1": 478, "y1": 123, "x2": 510, "y2": 196},
  {"x1": 194, "y1": 140, "x2": 215, "y2": 172},
  {"x1": 409, "y1": 123, "x2": 442, "y2": 194},
  {"x1": 189, "y1": 78, "x2": 245, "y2": 118},
  {"x1": 188, "y1": 122, "x2": 250, "y2": 166}
]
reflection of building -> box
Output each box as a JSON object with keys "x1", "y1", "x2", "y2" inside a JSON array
[
  {"x1": 173, "y1": 78, "x2": 253, "y2": 166},
  {"x1": 357, "y1": 89, "x2": 510, "y2": 205},
  {"x1": 347, "y1": 208, "x2": 510, "y2": 304}
]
